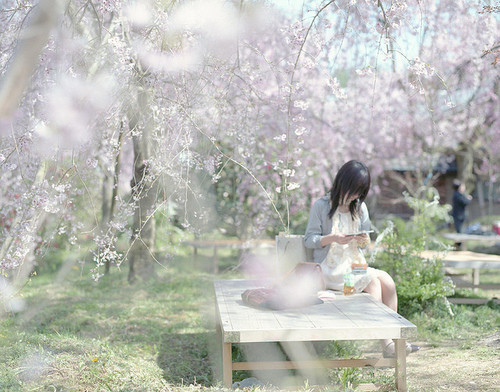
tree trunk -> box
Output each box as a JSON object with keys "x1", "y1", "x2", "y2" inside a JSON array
[
  {"x1": 102, "y1": 125, "x2": 124, "y2": 275},
  {"x1": 11, "y1": 161, "x2": 49, "y2": 288},
  {"x1": 455, "y1": 142, "x2": 476, "y2": 192},
  {"x1": 0, "y1": 0, "x2": 63, "y2": 117},
  {"x1": 101, "y1": 171, "x2": 113, "y2": 274},
  {"x1": 127, "y1": 88, "x2": 157, "y2": 283}
]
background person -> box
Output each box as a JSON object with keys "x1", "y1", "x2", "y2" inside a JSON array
[
  {"x1": 451, "y1": 179, "x2": 473, "y2": 234},
  {"x1": 451, "y1": 179, "x2": 473, "y2": 250}
]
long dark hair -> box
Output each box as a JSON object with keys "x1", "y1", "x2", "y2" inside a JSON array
[{"x1": 328, "y1": 160, "x2": 371, "y2": 219}]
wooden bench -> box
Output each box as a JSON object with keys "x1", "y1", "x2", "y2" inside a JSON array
[
  {"x1": 184, "y1": 239, "x2": 274, "y2": 273},
  {"x1": 214, "y1": 234, "x2": 417, "y2": 391},
  {"x1": 419, "y1": 249, "x2": 500, "y2": 304},
  {"x1": 442, "y1": 232, "x2": 500, "y2": 251}
]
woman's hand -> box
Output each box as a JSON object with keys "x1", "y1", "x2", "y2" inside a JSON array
[
  {"x1": 321, "y1": 233, "x2": 354, "y2": 246},
  {"x1": 354, "y1": 233, "x2": 370, "y2": 247}
]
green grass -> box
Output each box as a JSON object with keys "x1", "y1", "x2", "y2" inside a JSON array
[
  {"x1": 1, "y1": 251, "x2": 233, "y2": 392},
  {"x1": 1, "y1": 246, "x2": 499, "y2": 391}
]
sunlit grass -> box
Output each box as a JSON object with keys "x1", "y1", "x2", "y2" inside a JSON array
[
  {"x1": 1, "y1": 244, "x2": 499, "y2": 391},
  {"x1": 1, "y1": 251, "x2": 240, "y2": 391}
]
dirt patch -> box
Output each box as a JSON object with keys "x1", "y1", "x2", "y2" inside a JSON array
[
  {"x1": 481, "y1": 331, "x2": 500, "y2": 348},
  {"x1": 406, "y1": 340, "x2": 499, "y2": 392}
]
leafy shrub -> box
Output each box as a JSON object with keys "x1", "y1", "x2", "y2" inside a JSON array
[{"x1": 373, "y1": 188, "x2": 455, "y2": 317}]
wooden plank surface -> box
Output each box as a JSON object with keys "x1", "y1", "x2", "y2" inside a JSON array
[
  {"x1": 419, "y1": 250, "x2": 500, "y2": 269},
  {"x1": 447, "y1": 297, "x2": 500, "y2": 305},
  {"x1": 232, "y1": 357, "x2": 395, "y2": 370},
  {"x1": 214, "y1": 280, "x2": 417, "y2": 343},
  {"x1": 442, "y1": 233, "x2": 500, "y2": 242},
  {"x1": 185, "y1": 239, "x2": 274, "y2": 249},
  {"x1": 214, "y1": 280, "x2": 282, "y2": 339}
]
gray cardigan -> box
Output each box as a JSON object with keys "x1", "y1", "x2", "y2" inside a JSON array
[{"x1": 303, "y1": 196, "x2": 371, "y2": 263}]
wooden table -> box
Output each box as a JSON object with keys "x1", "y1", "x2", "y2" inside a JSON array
[
  {"x1": 184, "y1": 239, "x2": 274, "y2": 273},
  {"x1": 441, "y1": 233, "x2": 500, "y2": 298},
  {"x1": 420, "y1": 249, "x2": 500, "y2": 303},
  {"x1": 214, "y1": 280, "x2": 417, "y2": 391}
]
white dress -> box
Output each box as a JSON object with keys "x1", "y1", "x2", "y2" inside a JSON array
[{"x1": 321, "y1": 210, "x2": 374, "y2": 292}]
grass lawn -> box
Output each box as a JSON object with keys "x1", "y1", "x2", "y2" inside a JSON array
[{"x1": 1, "y1": 246, "x2": 499, "y2": 391}]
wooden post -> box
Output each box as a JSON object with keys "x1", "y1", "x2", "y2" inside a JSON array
[
  {"x1": 222, "y1": 342, "x2": 232, "y2": 388},
  {"x1": 394, "y1": 339, "x2": 407, "y2": 392},
  {"x1": 473, "y1": 268, "x2": 479, "y2": 293},
  {"x1": 214, "y1": 298, "x2": 224, "y2": 385}
]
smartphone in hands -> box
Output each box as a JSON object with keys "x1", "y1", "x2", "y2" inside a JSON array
[{"x1": 345, "y1": 230, "x2": 374, "y2": 237}]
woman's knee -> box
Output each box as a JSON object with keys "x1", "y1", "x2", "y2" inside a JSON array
[
  {"x1": 364, "y1": 276, "x2": 382, "y2": 294},
  {"x1": 376, "y1": 271, "x2": 396, "y2": 290}
]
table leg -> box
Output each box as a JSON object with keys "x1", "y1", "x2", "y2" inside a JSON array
[
  {"x1": 222, "y1": 342, "x2": 232, "y2": 388},
  {"x1": 394, "y1": 339, "x2": 407, "y2": 392},
  {"x1": 473, "y1": 268, "x2": 479, "y2": 293}
]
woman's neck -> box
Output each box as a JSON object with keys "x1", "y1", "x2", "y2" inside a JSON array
[{"x1": 338, "y1": 204, "x2": 350, "y2": 213}]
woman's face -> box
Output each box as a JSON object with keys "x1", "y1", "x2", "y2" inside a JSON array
[{"x1": 342, "y1": 192, "x2": 360, "y2": 205}]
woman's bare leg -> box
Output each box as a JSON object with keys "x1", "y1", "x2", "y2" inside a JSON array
[
  {"x1": 364, "y1": 270, "x2": 419, "y2": 356},
  {"x1": 377, "y1": 270, "x2": 398, "y2": 311},
  {"x1": 363, "y1": 275, "x2": 382, "y2": 302},
  {"x1": 363, "y1": 270, "x2": 398, "y2": 349}
]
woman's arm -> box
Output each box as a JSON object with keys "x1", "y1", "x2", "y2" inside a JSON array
[
  {"x1": 321, "y1": 233, "x2": 352, "y2": 246},
  {"x1": 359, "y1": 202, "x2": 371, "y2": 231},
  {"x1": 355, "y1": 203, "x2": 371, "y2": 247},
  {"x1": 304, "y1": 199, "x2": 353, "y2": 248},
  {"x1": 304, "y1": 201, "x2": 325, "y2": 249}
]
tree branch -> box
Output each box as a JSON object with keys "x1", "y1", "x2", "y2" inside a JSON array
[{"x1": 0, "y1": 0, "x2": 64, "y2": 117}]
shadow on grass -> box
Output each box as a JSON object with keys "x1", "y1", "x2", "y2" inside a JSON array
[
  {"x1": 9, "y1": 253, "x2": 243, "y2": 389},
  {"x1": 157, "y1": 331, "x2": 215, "y2": 386}
]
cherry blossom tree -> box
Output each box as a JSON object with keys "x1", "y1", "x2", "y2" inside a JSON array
[
  {"x1": 211, "y1": 0, "x2": 498, "y2": 231},
  {"x1": 0, "y1": 0, "x2": 498, "y2": 302}
]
